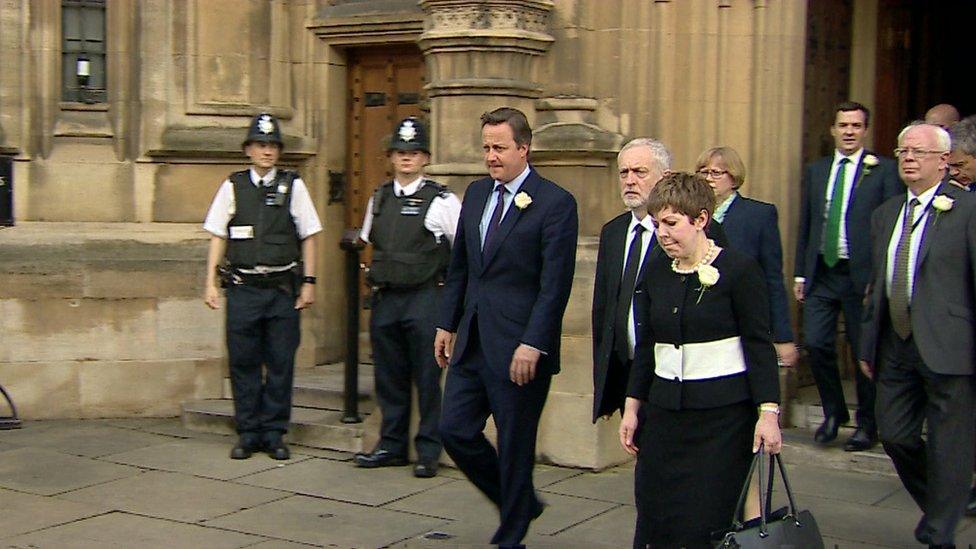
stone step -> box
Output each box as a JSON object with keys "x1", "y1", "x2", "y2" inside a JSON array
[
  {"x1": 181, "y1": 398, "x2": 369, "y2": 453},
  {"x1": 291, "y1": 363, "x2": 375, "y2": 414},
  {"x1": 781, "y1": 428, "x2": 895, "y2": 476}
]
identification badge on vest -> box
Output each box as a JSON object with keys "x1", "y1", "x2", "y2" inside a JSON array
[
  {"x1": 400, "y1": 196, "x2": 424, "y2": 216},
  {"x1": 229, "y1": 225, "x2": 255, "y2": 239}
]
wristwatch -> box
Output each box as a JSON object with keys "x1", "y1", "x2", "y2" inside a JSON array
[{"x1": 302, "y1": 276, "x2": 317, "y2": 285}]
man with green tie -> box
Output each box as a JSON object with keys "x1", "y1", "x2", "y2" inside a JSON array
[{"x1": 793, "y1": 102, "x2": 901, "y2": 451}]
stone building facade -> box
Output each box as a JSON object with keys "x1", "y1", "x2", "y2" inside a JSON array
[{"x1": 1, "y1": 0, "x2": 964, "y2": 468}]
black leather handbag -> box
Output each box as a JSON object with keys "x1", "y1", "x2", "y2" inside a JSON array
[{"x1": 715, "y1": 448, "x2": 824, "y2": 549}]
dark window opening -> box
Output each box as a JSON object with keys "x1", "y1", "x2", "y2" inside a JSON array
[{"x1": 62, "y1": 0, "x2": 107, "y2": 103}]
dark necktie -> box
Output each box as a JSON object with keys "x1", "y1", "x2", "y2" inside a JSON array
[
  {"x1": 823, "y1": 157, "x2": 849, "y2": 267},
  {"x1": 889, "y1": 198, "x2": 919, "y2": 339},
  {"x1": 614, "y1": 224, "x2": 646, "y2": 362},
  {"x1": 483, "y1": 185, "x2": 508, "y2": 251}
]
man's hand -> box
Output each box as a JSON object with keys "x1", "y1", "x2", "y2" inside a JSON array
[
  {"x1": 294, "y1": 283, "x2": 315, "y2": 310},
  {"x1": 792, "y1": 280, "x2": 805, "y2": 303},
  {"x1": 204, "y1": 285, "x2": 222, "y2": 310},
  {"x1": 774, "y1": 342, "x2": 799, "y2": 368},
  {"x1": 434, "y1": 328, "x2": 455, "y2": 369},
  {"x1": 509, "y1": 344, "x2": 541, "y2": 386},
  {"x1": 859, "y1": 360, "x2": 874, "y2": 380}
]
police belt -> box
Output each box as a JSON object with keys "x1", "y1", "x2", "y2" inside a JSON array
[
  {"x1": 373, "y1": 279, "x2": 443, "y2": 293},
  {"x1": 231, "y1": 268, "x2": 294, "y2": 288}
]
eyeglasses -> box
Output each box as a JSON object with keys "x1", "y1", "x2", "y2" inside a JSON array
[
  {"x1": 696, "y1": 169, "x2": 728, "y2": 179},
  {"x1": 893, "y1": 148, "x2": 946, "y2": 158}
]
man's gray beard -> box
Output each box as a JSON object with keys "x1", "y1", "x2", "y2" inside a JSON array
[{"x1": 622, "y1": 196, "x2": 645, "y2": 210}]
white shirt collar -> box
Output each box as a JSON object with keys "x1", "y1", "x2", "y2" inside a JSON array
[
  {"x1": 628, "y1": 211, "x2": 655, "y2": 234},
  {"x1": 393, "y1": 175, "x2": 425, "y2": 196},
  {"x1": 494, "y1": 164, "x2": 531, "y2": 193},
  {"x1": 249, "y1": 167, "x2": 277, "y2": 186},
  {"x1": 833, "y1": 148, "x2": 865, "y2": 166},
  {"x1": 909, "y1": 181, "x2": 941, "y2": 207}
]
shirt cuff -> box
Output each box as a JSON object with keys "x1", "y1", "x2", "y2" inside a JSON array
[{"x1": 521, "y1": 343, "x2": 548, "y2": 356}]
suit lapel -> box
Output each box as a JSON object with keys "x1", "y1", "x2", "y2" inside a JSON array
[
  {"x1": 481, "y1": 169, "x2": 540, "y2": 268},
  {"x1": 467, "y1": 179, "x2": 491, "y2": 273},
  {"x1": 606, "y1": 216, "x2": 628, "y2": 301},
  {"x1": 812, "y1": 158, "x2": 832, "y2": 219},
  {"x1": 915, "y1": 182, "x2": 950, "y2": 272}
]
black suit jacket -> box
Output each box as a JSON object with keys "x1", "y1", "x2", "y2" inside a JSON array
[
  {"x1": 439, "y1": 168, "x2": 578, "y2": 378},
  {"x1": 794, "y1": 152, "x2": 901, "y2": 294},
  {"x1": 591, "y1": 212, "x2": 727, "y2": 421},
  {"x1": 860, "y1": 183, "x2": 976, "y2": 375},
  {"x1": 721, "y1": 196, "x2": 793, "y2": 342}
]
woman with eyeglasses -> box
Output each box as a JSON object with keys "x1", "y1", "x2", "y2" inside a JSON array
[{"x1": 695, "y1": 146, "x2": 798, "y2": 368}]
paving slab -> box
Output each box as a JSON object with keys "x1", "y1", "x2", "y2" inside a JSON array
[
  {"x1": 800, "y1": 492, "x2": 926, "y2": 548},
  {"x1": 101, "y1": 439, "x2": 307, "y2": 480},
  {"x1": 204, "y1": 494, "x2": 449, "y2": 548},
  {"x1": 0, "y1": 487, "x2": 110, "y2": 539},
  {"x1": 779, "y1": 462, "x2": 904, "y2": 506},
  {"x1": 872, "y1": 484, "x2": 919, "y2": 511},
  {"x1": 57, "y1": 469, "x2": 291, "y2": 523},
  {"x1": 2, "y1": 511, "x2": 265, "y2": 549},
  {"x1": 384, "y1": 475, "x2": 495, "y2": 520},
  {"x1": 235, "y1": 457, "x2": 452, "y2": 506},
  {"x1": 246, "y1": 539, "x2": 319, "y2": 548},
  {"x1": 540, "y1": 465, "x2": 634, "y2": 505},
  {"x1": 0, "y1": 421, "x2": 175, "y2": 457},
  {"x1": 533, "y1": 463, "x2": 587, "y2": 488},
  {"x1": 544, "y1": 504, "x2": 634, "y2": 548},
  {"x1": 0, "y1": 447, "x2": 142, "y2": 495}
]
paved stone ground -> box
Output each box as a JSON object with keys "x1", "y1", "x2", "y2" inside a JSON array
[{"x1": 1, "y1": 419, "x2": 975, "y2": 548}]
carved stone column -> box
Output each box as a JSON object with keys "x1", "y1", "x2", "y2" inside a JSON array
[{"x1": 418, "y1": 0, "x2": 555, "y2": 187}]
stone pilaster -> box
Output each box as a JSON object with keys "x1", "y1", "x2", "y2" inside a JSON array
[{"x1": 418, "y1": 0, "x2": 555, "y2": 188}]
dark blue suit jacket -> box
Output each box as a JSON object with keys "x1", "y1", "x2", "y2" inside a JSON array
[
  {"x1": 720, "y1": 195, "x2": 793, "y2": 342},
  {"x1": 794, "y1": 152, "x2": 901, "y2": 294},
  {"x1": 438, "y1": 168, "x2": 579, "y2": 378}
]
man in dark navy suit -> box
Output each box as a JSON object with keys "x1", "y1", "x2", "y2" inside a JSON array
[
  {"x1": 794, "y1": 101, "x2": 902, "y2": 451},
  {"x1": 434, "y1": 107, "x2": 578, "y2": 549}
]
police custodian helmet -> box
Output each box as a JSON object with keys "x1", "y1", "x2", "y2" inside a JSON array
[
  {"x1": 388, "y1": 117, "x2": 429, "y2": 153},
  {"x1": 243, "y1": 112, "x2": 284, "y2": 149}
]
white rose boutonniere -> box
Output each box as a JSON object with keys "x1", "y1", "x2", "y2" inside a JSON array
[
  {"x1": 695, "y1": 264, "x2": 720, "y2": 304},
  {"x1": 514, "y1": 191, "x2": 533, "y2": 210},
  {"x1": 862, "y1": 154, "x2": 879, "y2": 176},
  {"x1": 932, "y1": 194, "x2": 954, "y2": 212},
  {"x1": 932, "y1": 194, "x2": 955, "y2": 224}
]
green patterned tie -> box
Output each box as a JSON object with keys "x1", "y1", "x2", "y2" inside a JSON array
[
  {"x1": 822, "y1": 158, "x2": 849, "y2": 267},
  {"x1": 889, "y1": 198, "x2": 919, "y2": 339}
]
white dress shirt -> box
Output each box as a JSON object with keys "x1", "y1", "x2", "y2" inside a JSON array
[
  {"x1": 885, "y1": 184, "x2": 940, "y2": 303},
  {"x1": 625, "y1": 212, "x2": 656, "y2": 359},
  {"x1": 479, "y1": 165, "x2": 531, "y2": 248},
  {"x1": 360, "y1": 176, "x2": 462, "y2": 246},
  {"x1": 203, "y1": 167, "x2": 323, "y2": 240}
]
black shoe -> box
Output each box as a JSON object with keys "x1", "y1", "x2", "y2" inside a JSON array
[
  {"x1": 843, "y1": 428, "x2": 877, "y2": 452},
  {"x1": 413, "y1": 461, "x2": 439, "y2": 478},
  {"x1": 264, "y1": 433, "x2": 290, "y2": 460},
  {"x1": 353, "y1": 449, "x2": 407, "y2": 468},
  {"x1": 532, "y1": 494, "x2": 546, "y2": 520},
  {"x1": 965, "y1": 486, "x2": 976, "y2": 517},
  {"x1": 230, "y1": 435, "x2": 262, "y2": 460},
  {"x1": 814, "y1": 416, "x2": 842, "y2": 444}
]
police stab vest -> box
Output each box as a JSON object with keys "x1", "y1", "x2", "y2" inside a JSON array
[
  {"x1": 367, "y1": 180, "x2": 450, "y2": 289},
  {"x1": 225, "y1": 170, "x2": 301, "y2": 268}
]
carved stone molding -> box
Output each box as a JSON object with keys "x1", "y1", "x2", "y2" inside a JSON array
[
  {"x1": 532, "y1": 96, "x2": 624, "y2": 160},
  {"x1": 419, "y1": 0, "x2": 555, "y2": 99}
]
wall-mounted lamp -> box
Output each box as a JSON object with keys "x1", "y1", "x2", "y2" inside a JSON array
[{"x1": 76, "y1": 54, "x2": 95, "y2": 103}]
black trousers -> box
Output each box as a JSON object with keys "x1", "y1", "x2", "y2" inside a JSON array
[
  {"x1": 876, "y1": 325, "x2": 975, "y2": 546},
  {"x1": 439, "y1": 327, "x2": 550, "y2": 548},
  {"x1": 803, "y1": 258, "x2": 875, "y2": 430},
  {"x1": 369, "y1": 285, "x2": 443, "y2": 462},
  {"x1": 225, "y1": 285, "x2": 300, "y2": 436}
]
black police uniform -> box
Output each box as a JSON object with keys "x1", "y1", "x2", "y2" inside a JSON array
[
  {"x1": 367, "y1": 179, "x2": 451, "y2": 465},
  {"x1": 358, "y1": 117, "x2": 450, "y2": 470},
  {"x1": 220, "y1": 113, "x2": 309, "y2": 457}
]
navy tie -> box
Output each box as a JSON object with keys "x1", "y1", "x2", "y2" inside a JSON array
[
  {"x1": 483, "y1": 185, "x2": 508, "y2": 251},
  {"x1": 614, "y1": 224, "x2": 646, "y2": 362}
]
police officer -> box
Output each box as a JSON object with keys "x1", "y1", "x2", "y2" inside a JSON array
[
  {"x1": 354, "y1": 117, "x2": 461, "y2": 477},
  {"x1": 203, "y1": 113, "x2": 322, "y2": 460}
]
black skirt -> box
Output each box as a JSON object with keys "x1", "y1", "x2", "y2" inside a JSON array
[{"x1": 634, "y1": 400, "x2": 756, "y2": 549}]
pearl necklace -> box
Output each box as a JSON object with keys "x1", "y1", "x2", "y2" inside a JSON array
[{"x1": 671, "y1": 239, "x2": 716, "y2": 275}]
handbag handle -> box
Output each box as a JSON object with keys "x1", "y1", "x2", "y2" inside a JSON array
[{"x1": 730, "y1": 446, "x2": 803, "y2": 534}]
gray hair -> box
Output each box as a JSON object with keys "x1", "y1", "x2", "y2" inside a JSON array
[
  {"x1": 950, "y1": 116, "x2": 976, "y2": 157},
  {"x1": 897, "y1": 123, "x2": 951, "y2": 152},
  {"x1": 618, "y1": 138, "x2": 672, "y2": 172}
]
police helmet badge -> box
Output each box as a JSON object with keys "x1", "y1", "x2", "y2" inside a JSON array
[
  {"x1": 389, "y1": 117, "x2": 429, "y2": 153},
  {"x1": 243, "y1": 112, "x2": 284, "y2": 149}
]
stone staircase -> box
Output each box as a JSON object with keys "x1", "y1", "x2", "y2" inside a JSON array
[{"x1": 181, "y1": 363, "x2": 376, "y2": 453}]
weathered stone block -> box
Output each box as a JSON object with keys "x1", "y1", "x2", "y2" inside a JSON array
[
  {"x1": 537, "y1": 390, "x2": 631, "y2": 470},
  {"x1": 0, "y1": 361, "x2": 81, "y2": 418}
]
